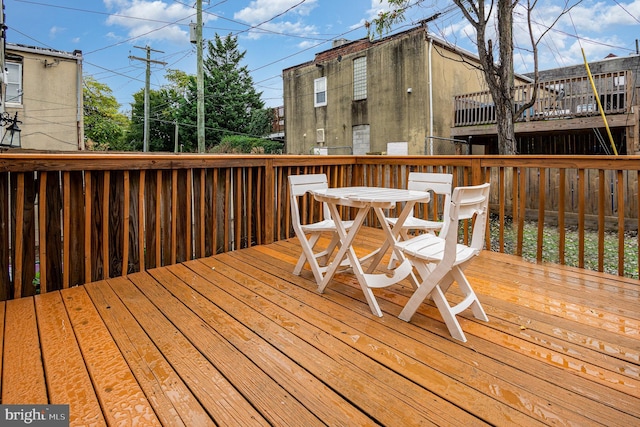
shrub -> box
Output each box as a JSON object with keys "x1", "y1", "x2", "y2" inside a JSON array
[{"x1": 212, "y1": 135, "x2": 283, "y2": 154}]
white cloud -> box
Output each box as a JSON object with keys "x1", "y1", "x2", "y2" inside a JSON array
[
  {"x1": 49, "y1": 26, "x2": 65, "y2": 38},
  {"x1": 366, "y1": 0, "x2": 389, "y2": 18},
  {"x1": 523, "y1": 0, "x2": 639, "y2": 68},
  {"x1": 430, "y1": 0, "x2": 639, "y2": 73},
  {"x1": 296, "y1": 40, "x2": 316, "y2": 50},
  {"x1": 233, "y1": 0, "x2": 319, "y2": 39},
  {"x1": 103, "y1": 0, "x2": 213, "y2": 45},
  {"x1": 350, "y1": 0, "x2": 394, "y2": 32},
  {"x1": 564, "y1": 0, "x2": 640, "y2": 31},
  {"x1": 244, "y1": 20, "x2": 317, "y2": 40},
  {"x1": 235, "y1": 0, "x2": 318, "y2": 22}
]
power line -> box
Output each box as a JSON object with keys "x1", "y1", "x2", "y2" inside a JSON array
[
  {"x1": 611, "y1": 0, "x2": 640, "y2": 25},
  {"x1": 8, "y1": 0, "x2": 640, "y2": 114}
]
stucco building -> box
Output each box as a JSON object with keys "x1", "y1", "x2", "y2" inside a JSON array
[
  {"x1": 283, "y1": 25, "x2": 500, "y2": 155},
  {"x1": 4, "y1": 43, "x2": 84, "y2": 151}
]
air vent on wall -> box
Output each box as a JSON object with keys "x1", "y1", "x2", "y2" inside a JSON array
[{"x1": 316, "y1": 128, "x2": 325, "y2": 143}]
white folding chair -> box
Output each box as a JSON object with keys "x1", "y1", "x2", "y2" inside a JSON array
[
  {"x1": 396, "y1": 182, "x2": 491, "y2": 342},
  {"x1": 386, "y1": 172, "x2": 453, "y2": 267},
  {"x1": 288, "y1": 174, "x2": 353, "y2": 285}
]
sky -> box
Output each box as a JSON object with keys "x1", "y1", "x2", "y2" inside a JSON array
[{"x1": 4, "y1": 0, "x2": 640, "y2": 112}]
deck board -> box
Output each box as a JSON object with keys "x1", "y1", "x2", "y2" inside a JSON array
[
  {"x1": 2, "y1": 297, "x2": 47, "y2": 404},
  {"x1": 253, "y1": 239, "x2": 639, "y2": 426},
  {"x1": 35, "y1": 291, "x2": 105, "y2": 426},
  {"x1": 205, "y1": 250, "x2": 533, "y2": 426},
  {"x1": 1, "y1": 228, "x2": 639, "y2": 426},
  {"x1": 129, "y1": 267, "x2": 320, "y2": 427},
  {"x1": 61, "y1": 286, "x2": 161, "y2": 426},
  {"x1": 157, "y1": 263, "x2": 378, "y2": 427},
  {"x1": 85, "y1": 278, "x2": 212, "y2": 427},
  {"x1": 105, "y1": 273, "x2": 270, "y2": 426},
  {"x1": 182, "y1": 258, "x2": 479, "y2": 427}
]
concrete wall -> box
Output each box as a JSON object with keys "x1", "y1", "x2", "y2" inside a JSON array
[
  {"x1": 427, "y1": 41, "x2": 487, "y2": 154},
  {"x1": 5, "y1": 44, "x2": 83, "y2": 151},
  {"x1": 283, "y1": 27, "x2": 486, "y2": 155}
]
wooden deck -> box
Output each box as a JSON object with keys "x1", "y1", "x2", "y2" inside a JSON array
[{"x1": 1, "y1": 227, "x2": 639, "y2": 426}]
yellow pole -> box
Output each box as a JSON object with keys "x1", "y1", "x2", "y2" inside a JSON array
[{"x1": 581, "y1": 48, "x2": 618, "y2": 155}]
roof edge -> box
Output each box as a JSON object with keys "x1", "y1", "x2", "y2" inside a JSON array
[{"x1": 6, "y1": 43, "x2": 83, "y2": 60}]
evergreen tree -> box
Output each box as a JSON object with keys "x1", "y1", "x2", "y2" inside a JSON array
[
  {"x1": 246, "y1": 107, "x2": 273, "y2": 139},
  {"x1": 182, "y1": 33, "x2": 267, "y2": 149}
]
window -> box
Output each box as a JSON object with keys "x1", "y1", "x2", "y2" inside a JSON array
[
  {"x1": 6, "y1": 62, "x2": 23, "y2": 105},
  {"x1": 353, "y1": 57, "x2": 367, "y2": 100},
  {"x1": 314, "y1": 77, "x2": 327, "y2": 107}
]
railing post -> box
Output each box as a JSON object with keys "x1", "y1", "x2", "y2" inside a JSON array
[
  {"x1": 471, "y1": 158, "x2": 484, "y2": 185},
  {"x1": 628, "y1": 70, "x2": 639, "y2": 154},
  {"x1": 264, "y1": 158, "x2": 275, "y2": 244}
]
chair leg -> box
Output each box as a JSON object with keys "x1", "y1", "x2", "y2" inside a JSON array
[
  {"x1": 293, "y1": 250, "x2": 307, "y2": 276},
  {"x1": 450, "y1": 266, "x2": 488, "y2": 322},
  {"x1": 293, "y1": 233, "x2": 320, "y2": 275},
  {"x1": 316, "y1": 233, "x2": 340, "y2": 266},
  {"x1": 387, "y1": 229, "x2": 411, "y2": 269},
  {"x1": 398, "y1": 264, "x2": 449, "y2": 322},
  {"x1": 429, "y1": 266, "x2": 488, "y2": 342},
  {"x1": 387, "y1": 253, "x2": 397, "y2": 269},
  {"x1": 294, "y1": 231, "x2": 332, "y2": 276},
  {"x1": 293, "y1": 232, "x2": 326, "y2": 285},
  {"x1": 430, "y1": 285, "x2": 468, "y2": 342}
]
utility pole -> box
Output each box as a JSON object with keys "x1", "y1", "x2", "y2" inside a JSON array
[
  {"x1": 129, "y1": 46, "x2": 167, "y2": 152},
  {"x1": 174, "y1": 120, "x2": 179, "y2": 153},
  {"x1": 196, "y1": 0, "x2": 205, "y2": 152}
]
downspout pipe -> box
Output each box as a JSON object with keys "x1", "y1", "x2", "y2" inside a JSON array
[
  {"x1": 75, "y1": 50, "x2": 84, "y2": 150},
  {"x1": 428, "y1": 36, "x2": 434, "y2": 156}
]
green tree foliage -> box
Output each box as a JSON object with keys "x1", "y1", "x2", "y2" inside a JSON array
[
  {"x1": 124, "y1": 69, "x2": 193, "y2": 152},
  {"x1": 127, "y1": 88, "x2": 177, "y2": 152},
  {"x1": 212, "y1": 135, "x2": 283, "y2": 154},
  {"x1": 246, "y1": 107, "x2": 273, "y2": 139},
  {"x1": 178, "y1": 33, "x2": 269, "y2": 150},
  {"x1": 121, "y1": 36, "x2": 272, "y2": 153},
  {"x1": 83, "y1": 76, "x2": 129, "y2": 150}
]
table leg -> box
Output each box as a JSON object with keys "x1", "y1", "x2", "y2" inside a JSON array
[
  {"x1": 365, "y1": 203, "x2": 420, "y2": 289},
  {"x1": 318, "y1": 203, "x2": 384, "y2": 317}
]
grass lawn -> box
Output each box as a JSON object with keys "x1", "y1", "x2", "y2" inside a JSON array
[{"x1": 489, "y1": 218, "x2": 639, "y2": 279}]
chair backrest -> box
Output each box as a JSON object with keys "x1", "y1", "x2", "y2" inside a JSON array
[
  {"x1": 288, "y1": 174, "x2": 331, "y2": 230},
  {"x1": 407, "y1": 172, "x2": 453, "y2": 218},
  {"x1": 440, "y1": 182, "x2": 491, "y2": 259}
]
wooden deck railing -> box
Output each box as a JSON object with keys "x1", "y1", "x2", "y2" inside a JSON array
[
  {"x1": 1, "y1": 153, "x2": 639, "y2": 300},
  {"x1": 454, "y1": 70, "x2": 634, "y2": 126}
]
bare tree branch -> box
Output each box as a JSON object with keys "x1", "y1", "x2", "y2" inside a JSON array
[{"x1": 514, "y1": 0, "x2": 583, "y2": 118}]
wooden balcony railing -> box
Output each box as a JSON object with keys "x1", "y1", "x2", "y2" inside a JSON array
[
  {"x1": 1, "y1": 153, "x2": 639, "y2": 300},
  {"x1": 454, "y1": 70, "x2": 634, "y2": 126}
]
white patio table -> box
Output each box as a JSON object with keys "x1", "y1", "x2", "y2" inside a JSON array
[{"x1": 310, "y1": 186, "x2": 430, "y2": 317}]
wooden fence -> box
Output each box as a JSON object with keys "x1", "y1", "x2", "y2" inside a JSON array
[{"x1": 1, "y1": 153, "x2": 639, "y2": 300}]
